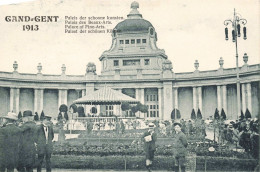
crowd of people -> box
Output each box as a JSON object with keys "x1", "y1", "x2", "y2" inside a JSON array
[
  {"x1": 219, "y1": 117, "x2": 259, "y2": 159},
  {"x1": 0, "y1": 111, "x2": 54, "y2": 172}
]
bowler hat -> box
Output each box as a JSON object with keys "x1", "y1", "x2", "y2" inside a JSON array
[
  {"x1": 173, "y1": 120, "x2": 182, "y2": 127},
  {"x1": 3, "y1": 112, "x2": 18, "y2": 121},
  {"x1": 23, "y1": 110, "x2": 33, "y2": 117}
]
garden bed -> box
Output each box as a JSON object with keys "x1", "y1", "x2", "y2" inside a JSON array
[{"x1": 48, "y1": 155, "x2": 258, "y2": 171}]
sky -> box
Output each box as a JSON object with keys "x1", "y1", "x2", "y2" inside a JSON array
[{"x1": 0, "y1": 0, "x2": 259, "y2": 75}]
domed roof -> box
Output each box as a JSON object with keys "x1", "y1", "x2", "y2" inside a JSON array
[{"x1": 114, "y1": 19, "x2": 153, "y2": 33}]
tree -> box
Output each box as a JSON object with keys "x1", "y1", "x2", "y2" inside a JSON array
[
  {"x1": 131, "y1": 106, "x2": 138, "y2": 116},
  {"x1": 220, "y1": 108, "x2": 227, "y2": 120},
  {"x1": 240, "y1": 110, "x2": 245, "y2": 121},
  {"x1": 171, "y1": 108, "x2": 176, "y2": 120},
  {"x1": 139, "y1": 104, "x2": 148, "y2": 113},
  {"x1": 77, "y1": 106, "x2": 86, "y2": 117},
  {"x1": 121, "y1": 102, "x2": 130, "y2": 111},
  {"x1": 40, "y1": 110, "x2": 45, "y2": 121},
  {"x1": 214, "y1": 108, "x2": 220, "y2": 120},
  {"x1": 18, "y1": 111, "x2": 22, "y2": 119},
  {"x1": 69, "y1": 104, "x2": 77, "y2": 113},
  {"x1": 245, "y1": 108, "x2": 252, "y2": 119},
  {"x1": 59, "y1": 104, "x2": 68, "y2": 112},
  {"x1": 191, "y1": 109, "x2": 196, "y2": 120},
  {"x1": 197, "y1": 109, "x2": 202, "y2": 119},
  {"x1": 176, "y1": 109, "x2": 181, "y2": 119},
  {"x1": 34, "y1": 112, "x2": 39, "y2": 121}
]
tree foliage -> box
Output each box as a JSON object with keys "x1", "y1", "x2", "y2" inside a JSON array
[
  {"x1": 214, "y1": 108, "x2": 220, "y2": 120},
  {"x1": 77, "y1": 106, "x2": 86, "y2": 117},
  {"x1": 191, "y1": 109, "x2": 196, "y2": 120},
  {"x1": 245, "y1": 108, "x2": 251, "y2": 119},
  {"x1": 220, "y1": 108, "x2": 227, "y2": 120},
  {"x1": 240, "y1": 110, "x2": 245, "y2": 120},
  {"x1": 69, "y1": 104, "x2": 77, "y2": 113},
  {"x1": 40, "y1": 110, "x2": 45, "y2": 121},
  {"x1": 59, "y1": 104, "x2": 68, "y2": 112},
  {"x1": 197, "y1": 109, "x2": 202, "y2": 119},
  {"x1": 176, "y1": 109, "x2": 181, "y2": 119},
  {"x1": 18, "y1": 111, "x2": 22, "y2": 119},
  {"x1": 121, "y1": 102, "x2": 130, "y2": 111},
  {"x1": 34, "y1": 112, "x2": 39, "y2": 121}
]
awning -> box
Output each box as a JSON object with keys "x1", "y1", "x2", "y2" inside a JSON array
[{"x1": 73, "y1": 86, "x2": 139, "y2": 105}]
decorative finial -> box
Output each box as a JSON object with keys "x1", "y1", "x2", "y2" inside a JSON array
[
  {"x1": 131, "y1": 1, "x2": 139, "y2": 9},
  {"x1": 219, "y1": 57, "x2": 224, "y2": 68},
  {"x1": 128, "y1": 1, "x2": 142, "y2": 19},
  {"x1": 61, "y1": 64, "x2": 66, "y2": 74},
  {"x1": 13, "y1": 61, "x2": 18, "y2": 72},
  {"x1": 37, "y1": 63, "x2": 42, "y2": 74},
  {"x1": 194, "y1": 60, "x2": 199, "y2": 70},
  {"x1": 243, "y1": 53, "x2": 248, "y2": 64}
]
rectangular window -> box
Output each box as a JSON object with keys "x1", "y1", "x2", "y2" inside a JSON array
[
  {"x1": 150, "y1": 95, "x2": 153, "y2": 101},
  {"x1": 114, "y1": 60, "x2": 119, "y2": 66},
  {"x1": 119, "y1": 40, "x2": 124, "y2": 44},
  {"x1": 125, "y1": 40, "x2": 129, "y2": 44},
  {"x1": 123, "y1": 60, "x2": 140, "y2": 66},
  {"x1": 146, "y1": 95, "x2": 149, "y2": 101},
  {"x1": 142, "y1": 39, "x2": 146, "y2": 43},
  {"x1": 144, "y1": 59, "x2": 150, "y2": 65},
  {"x1": 131, "y1": 39, "x2": 135, "y2": 44},
  {"x1": 137, "y1": 39, "x2": 141, "y2": 44}
]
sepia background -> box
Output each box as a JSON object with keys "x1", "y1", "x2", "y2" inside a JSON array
[{"x1": 0, "y1": 0, "x2": 259, "y2": 75}]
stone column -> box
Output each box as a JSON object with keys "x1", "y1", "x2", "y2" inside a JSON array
[
  {"x1": 193, "y1": 87, "x2": 197, "y2": 111},
  {"x1": 158, "y1": 87, "x2": 163, "y2": 120},
  {"x1": 217, "y1": 85, "x2": 221, "y2": 111},
  {"x1": 163, "y1": 82, "x2": 173, "y2": 120},
  {"x1": 247, "y1": 83, "x2": 252, "y2": 113},
  {"x1": 82, "y1": 89, "x2": 86, "y2": 97},
  {"x1": 198, "y1": 86, "x2": 202, "y2": 112},
  {"x1": 58, "y1": 89, "x2": 68, "y2": 107},
  {"x1": 34, "y1": 89, "x2": 38, "y2": 113},
  {"x1": 242, "y1": 84, "x2": 246, "y2": 113},
  {"x1": 10, "y1": 87, "x2": 14, "y2": 112},
  {"x1": 174, "y1": 87, "x2": 178, "y2": 109},
  {"x1": 39, "y1": 89, "x2": 44, "y2": 113},
  {"x1": 222, "y1": 85, "x2": 227, "y2": 113},
  {"x1": 15, "y1": 88, "x2": 20, "y2": 113}
]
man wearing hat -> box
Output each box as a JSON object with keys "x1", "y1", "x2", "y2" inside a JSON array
[
  {"x1": 172, "y1": 120, "x2": 188, "y2": 172},
  {"x1": 142, "y1": 123, "x2": 157, "y2": 172},
  {"x1": 17, "y1": 110, "x2": 38, "y2": 172},
  {"x1": 36, "y1": 115, "x2": 54, "y2": 172},
  {"x1": 0, "y1": 112, "x2": 22, "y2": 172}
]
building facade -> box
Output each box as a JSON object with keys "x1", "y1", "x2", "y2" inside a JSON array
[{"x1": 0, "y1": 2, "x2": 259, "y2": 120}]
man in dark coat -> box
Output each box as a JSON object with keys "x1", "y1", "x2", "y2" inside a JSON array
[
  {"x1": 172, "y1": 121, "x2": 188, "y2": 172},
  {"x1": 142, "y1": 123, "x2": 157, "y2": 172},
  {"x1": 0, "y1": 112, "x2": 22, "y2": 172},
  {"x1": 36, "y1": 115, "x2": 54, "y2": 172},
  {"x1": 17, "y1": 110, "x2": 38, "y2": 172}
]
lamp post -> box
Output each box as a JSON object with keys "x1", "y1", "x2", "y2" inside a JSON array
[{"x1": 224, "y1": 9, "x2": 247, "y2": 119}]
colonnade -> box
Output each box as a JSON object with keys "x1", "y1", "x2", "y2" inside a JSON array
[{"x1": 6, "y1": 81, "x2": 254, "y2": 119}]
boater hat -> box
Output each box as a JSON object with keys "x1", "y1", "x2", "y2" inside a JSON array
[
  {"x1": 148, "y1": 123, "x2": 155, "y2": 128},
  {"x1": 3, "y1": 112, "x2": 18, "y2": 121}
]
